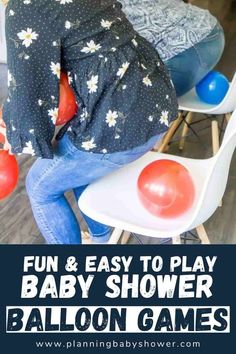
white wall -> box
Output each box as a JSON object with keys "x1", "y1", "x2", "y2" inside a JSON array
[{"x1": 0, "y1": 3, "x2": 7, "y2": 63}]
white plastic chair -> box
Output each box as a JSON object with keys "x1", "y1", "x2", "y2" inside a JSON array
[
  {"x1": 79, "y1": 109, "x2": 236, "y2": 245},
  {"x1": 177, "y1": 72, "x2": 236, "y2": 152}
]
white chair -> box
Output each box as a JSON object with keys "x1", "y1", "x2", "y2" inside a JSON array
[
  {"x1": 178, "y1": 72, "x2": 236, "y2": 153},
  {"x1": 79, "y1": 109, "x2": 236, "y2": 245}
]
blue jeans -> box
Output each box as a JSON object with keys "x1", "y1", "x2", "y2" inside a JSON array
[
  {"x1": 166, "y1": 23, "x2": 225, "y2": 97},
  {"x1": 26, "y1": 133, "x2": 163, "y2": 244}
]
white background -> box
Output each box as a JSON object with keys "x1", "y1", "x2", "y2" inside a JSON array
[{"x1": 0, "y1": 3, "x2": 6, "y2": 63}]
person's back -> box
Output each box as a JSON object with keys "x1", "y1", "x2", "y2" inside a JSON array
[
  {"x1": 119, "y1": 0, "x2": 224, "y2": 96},
  {"x1": 120, "y1": 0, "x2": 217, "y2": 61},
  {"x1": 3, "y1": 0, "x2": 178, "y2": 158}
]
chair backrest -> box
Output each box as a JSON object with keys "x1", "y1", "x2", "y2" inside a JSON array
[
  {"x1": 213, "y1": 72, "x2": 236, "y2": 114},
  {"x1": 189, "y1": 108, "x2": 236, "y2": 229}
]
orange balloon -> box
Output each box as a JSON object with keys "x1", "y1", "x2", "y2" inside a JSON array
[
  {"x1": 137, "y1": 159, "x2": 195, "y2": 218},
  {"x1": 57, "y1": 72, "x2": 78, "y2": 126},
  {"x1": 0, "y1": 150, "x2": 19, "y2": 200}
]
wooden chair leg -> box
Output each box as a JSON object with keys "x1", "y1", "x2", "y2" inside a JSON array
[
  {"x1": 179, "y1": 111, "x2": 193, "y2": 150},
  {"x1": 172, "y1": 235, "x2": 181, "y2": 244},
  {"x1": 121, "y1": 231, "x2": 131, "y2": 245},
  {"x1": 196, "y1": 225, "x2": 211, "y2": 244},
  {"x1": 107, "y1": 228, "x2": 123, "y2": 244},
  {"x1": 225, "y1": 113, "x2": 231, "y2": 123},
  {"x1": 153, "y1": 112, "x2": 183, "y2": 153},
  {"x1": 81, "y1": 231, "x2": 92, "y2": 245},
  {"x1": 211, "y1": 120, "x2": 220, "y2": 155}
]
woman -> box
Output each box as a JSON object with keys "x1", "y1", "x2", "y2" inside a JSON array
[
  {"x1": 1, "y1": 0, "x2": 178, "y2": 244},
  {"x1": 120, "y1": 0, "x2": 225, "y2": 96}
]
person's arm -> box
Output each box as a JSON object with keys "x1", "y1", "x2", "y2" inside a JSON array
[{"x1": 2, "y1": 2, "x2": 61, "y2": 158}]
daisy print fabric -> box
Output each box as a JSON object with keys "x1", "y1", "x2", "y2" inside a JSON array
[{"x1": 3, "y1": 0, "x2": 178, "y2": 158}]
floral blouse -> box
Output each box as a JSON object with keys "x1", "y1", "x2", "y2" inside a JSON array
[{"x1": 3, "y1": 0, "x2": 178, "y2": 158}]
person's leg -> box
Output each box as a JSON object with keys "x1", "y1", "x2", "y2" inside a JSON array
[
  {"x1": 26, "y1": 136, "x2": 84, "y2": 244},
  {"x1": 166, "y1": 23, "x2": 225, "y2": 97},
  {"x1": 26, "y1": 133, "x2": 159, "y2": 245},
  {"x1": 26, "y1": 134, "x2": 125, "y2": 244}
]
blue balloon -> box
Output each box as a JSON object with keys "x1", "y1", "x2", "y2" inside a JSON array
[{"x1": 196, "y1": 71, "x2": 229, "y2": 105}]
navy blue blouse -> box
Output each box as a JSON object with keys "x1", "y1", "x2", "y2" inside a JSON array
[{"x1": 3, "y1": 0, "x2": 178, "y2": 158}]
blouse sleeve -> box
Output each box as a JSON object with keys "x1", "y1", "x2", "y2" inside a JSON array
[{"x1": 3, "y1": 2, "x2": 62, "y2": 158}]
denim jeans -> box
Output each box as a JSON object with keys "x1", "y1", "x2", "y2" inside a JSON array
[
  {"x1": 166, "y1": 23, "x2": 225, "y2": 97},
  {"x1": 26, "y1": 133, "x2": 164, "y2": 244}
]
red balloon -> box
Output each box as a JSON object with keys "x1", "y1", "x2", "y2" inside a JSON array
[
  {"x1": 0, "y1": 121, "x2": 6, "y2": 144},
  {"x1": 0, "y1": 150, "x2": 19, "y2": 200},
  {"x1": 0, "y1": 133, "x2": 5, "y2": 145},
  {"x1": 137, "y1": 159, "x2": 195, "y2": 218},
  {"x1": 57, "y1": 72, "x2": 78, "y2": 126}
]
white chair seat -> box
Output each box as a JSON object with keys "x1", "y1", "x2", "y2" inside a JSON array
[
  {"x1": 178, "y1": 88, "x2": 217, "y2": 113},
  {"x1": 79, "y1": 151, "x2": 214, "y2": 239},
  {"x1": 178, "y1": 73, "x2": 236, "y2": 114}
]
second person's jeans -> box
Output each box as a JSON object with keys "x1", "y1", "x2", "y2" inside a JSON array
[{"x1": 166, "y1": 23, "x2": 225, "y2": 97}]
